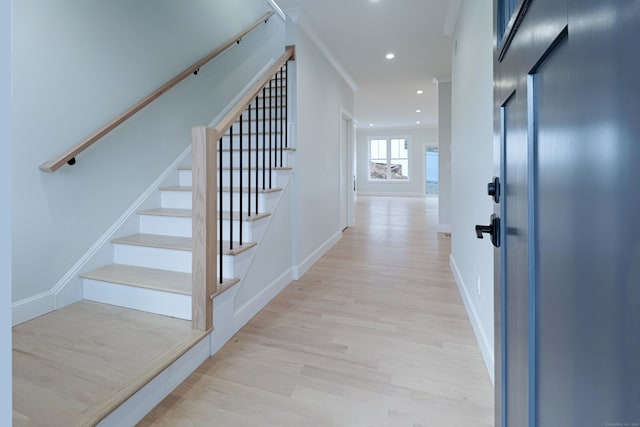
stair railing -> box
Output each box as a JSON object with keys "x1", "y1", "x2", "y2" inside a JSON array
[
  {"x1": 39, "y1": 11, "x2": 275, "y2": 173},
  {"x1": 191, "y1": 45, "x2": 294, "y2": 331}
]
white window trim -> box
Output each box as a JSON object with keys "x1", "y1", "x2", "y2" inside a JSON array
[{"x1": 367, "y1": 135, "x2": 412, "y2": 182}]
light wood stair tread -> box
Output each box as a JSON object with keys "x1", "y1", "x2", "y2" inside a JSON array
[
  {"x1": 112, "y1": 234, "x2": 192, "y2": 251},
  {"x1": 112, "y1": 234, "x2": 257, "y2": 255},
  {"x1": 160, "y1": 186, "x2": 283, "y2": 194},
  {"x1": 81, "y1": 264, "x2": 192, "y2": 295},
  {"x1": 12, "y1": 301, "x2": 208, "y2": 427},
  {"x1": 138, "y1": 208, "x2": 192, "y2": 217},
  {"x1": 81, "y1": 264, "x2": 240, "y2": 296},
  {"x1": 137, "y1": 208, "x2": 271, "y2": 221}
]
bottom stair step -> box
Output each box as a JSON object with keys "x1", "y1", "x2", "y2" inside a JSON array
[
  {"x1": 81, "y1": 264, "x2": 241, "y2": 319},
  {"x1": 13, "y1": 301, "x2": 209, "y2": 427}
]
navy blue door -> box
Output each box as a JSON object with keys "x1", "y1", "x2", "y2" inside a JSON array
[{"x1": 493, "y1": 1, "x2": 640, "y2": 425}]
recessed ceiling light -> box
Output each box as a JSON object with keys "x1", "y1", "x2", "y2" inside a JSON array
[
  {"x1": 385, "y1": 53, "x2": 395, "y2": 60},
  {"x1": 417, "y1": 90, "x2": 424, "y2": 94},
  {"x1": 369, "y1": 123, "x2": 374, "y2": 127},
  {"x1": 416, "y1": 121, "x2": 421, "y2": 125},
  {"x1": 416, "y1": 109, "x2": 421, "y2": 113}
]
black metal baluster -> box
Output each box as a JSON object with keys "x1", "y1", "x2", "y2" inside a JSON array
[
  {"x1": 285, "y1": 62, "x2": 288, "y2": 149},
  {"x1": 279, "y1": 68, "x2": 284, "y2": 167},
  {"x1": 276, "y1": 71, "x2": 281, "y2": 168},
  {"x1": 219, "y1": 137, "x2": 223, "y2": 284},
  {"x1": 239, "y1": 113, "x2": 243, "y2": 246},
  {"x1": 255, "y1": 98, "x2": 259, "y2": 215},
  {"x1": 269, "y1": 78, "x2": 273, "y2": 189},
  {"x1": 248, "y1": 100, "x2": 252, "y2": 218},
  {"x1": 229, "y1": 125, "x2": 233, "y2": 251},
  {"x1": 262, "y1": 88, "x2": 266, "y2": 191}
]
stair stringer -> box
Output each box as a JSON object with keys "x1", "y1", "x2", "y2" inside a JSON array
[{"x1": 209, "y1": 170, "x2": 295, "y2": 355}]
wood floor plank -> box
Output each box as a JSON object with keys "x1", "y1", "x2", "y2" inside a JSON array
[{"x1": 139, "y1": 196, "x2": 494, "y2": 426}]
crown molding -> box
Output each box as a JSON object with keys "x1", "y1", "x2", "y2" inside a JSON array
[
  {"x1": 442, "y1": 0, "x2": 462, "y2": 37},
  {"x1": 282, "y1": 6, "x2": 359, "y2": 91}
]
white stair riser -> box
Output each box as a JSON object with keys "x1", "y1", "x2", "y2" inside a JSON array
[
  {"x1": 83, "y1": 279, "x2": 192, "y2": 320},
  {"x1": 218, "y1": 249, "x2": 254, "y2": 282},
  {"x1": 112, "y1": 243, "x2": 243, "y2": 278},
  {"x1": 181, "y1": 169, "x2": 289, "y2": 188},
  {"x1": 160, "y1": 190, "x2": 192, "y2": 209},
  {"x1": 160, "y1": 189, "x2": 274, "y2": 213},
  {"x1": 113, "y1": 245, "x2": 192, "y2": 273},
  {"x1": 139, "y1": 215, "x2": 192, "y2": 238},
  {"x1": 178, "y1": 170, "x2": 192, "y2": 186},
  {"x1": 221, "y1": 191, "x2": 277, "y2": 214},
  {"x1": 220, "y1": 170, "x2": 281, "y2": 188},
  {"x1": 247, "y1": 108, "x2": 285, "y2": 121},
  {"x1": 223, "y1": 150, "x2": 291, "y2": 168},
  {"x1": 138, "y1": 214, "x2": 258, "y2": 241},
  {"x1": 220, "y1": 134, "x2": 286, "y2": 150},
  {"x1": 229, "y1": 118, "x2": 287, "y2": 134}
]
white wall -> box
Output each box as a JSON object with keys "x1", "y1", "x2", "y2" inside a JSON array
[
  {"x1": 438, "y1": 82, "x2": 452, "y2": 227},
  {"x1": 357, "y1": 127, "x2": 438, "y2": 196},
  {"x1": 286, "y1": 14, "x2": 355, "y2": 275},
  {"x1": 1, "y1": 0, "x2": 12, "y2": 420},
  {"x1": 12, "y1": 1, "x2": 285, "y2": 305},
  {"x1": 450, "y1": 0, "x2": 495, "y2": 382}
]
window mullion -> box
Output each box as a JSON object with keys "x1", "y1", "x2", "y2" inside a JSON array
[{"x1": 386, "y1": 139, "x2": 391, "y2": 180}]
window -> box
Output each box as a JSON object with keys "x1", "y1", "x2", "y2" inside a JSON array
[{"x1": 369, "y1": 137, "x2": 410, "y2": 180}]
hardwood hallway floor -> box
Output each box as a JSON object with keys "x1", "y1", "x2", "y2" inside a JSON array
[{"x1": 139, "y1": 196, "x2": 494, "y2": 426}]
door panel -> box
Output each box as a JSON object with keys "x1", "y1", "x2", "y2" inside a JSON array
[{"x1": 531, "y1": 33, "x2": 575, "y2": 427}]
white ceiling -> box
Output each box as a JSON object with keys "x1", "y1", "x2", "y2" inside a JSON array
[{"x1": 273, "y1": 0, "x2": 461, "y2": 129}]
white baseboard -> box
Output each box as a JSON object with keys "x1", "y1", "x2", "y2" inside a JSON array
[
  {"x1": 234, "y1": 268, "x2": 293, "y2": 331},
  {"x1": 450, "y1": 254, "x2": 495, "y2": 385},
  {"x1": 12, "y1": 146, "x2": 193, "y2": 326},
  {"x1": 12, "y1": 292, "x2": 55, "y2": 326},
  {"x1": 292, "y1": 231, "x2": 341, "y2": 280},
  {"x1": 97, "y1": 336, "x2": 210, "y2": 427}
]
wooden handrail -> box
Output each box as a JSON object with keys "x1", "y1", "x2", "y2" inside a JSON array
[
  {"x1": 39, "y1": 11, "x2": 275, "y2": 173},
  {"x1": 211, "y1": 45, "x2": 295, "y2": 140}
]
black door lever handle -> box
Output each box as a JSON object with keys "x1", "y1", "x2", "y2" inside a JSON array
[
  {"x1": 475, "y1": 214, "x2": 501, "y2": 247},
  {"x1": 475, "y1": 224, "x2": 493, "y2": 239}
]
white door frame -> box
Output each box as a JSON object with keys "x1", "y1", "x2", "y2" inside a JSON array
[{"x1": 340, "y1": 108, "x2": 355, "y2": 228}]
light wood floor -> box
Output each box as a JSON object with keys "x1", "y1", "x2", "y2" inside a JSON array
[
  {"x1": 12, "y1": 301, "x2": 207, "y2": 427},
  {"x1": 139, "y1": 196, "x2": 494, "y2": 426}
]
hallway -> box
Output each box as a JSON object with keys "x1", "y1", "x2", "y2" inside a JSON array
[{"x1": 139, "y1": 196, "x2": 494, "y2": 426}]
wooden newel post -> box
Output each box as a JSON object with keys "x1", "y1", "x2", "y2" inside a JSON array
[{"x1": 191, "y1": 126, "x2": 218, "y2": 331}]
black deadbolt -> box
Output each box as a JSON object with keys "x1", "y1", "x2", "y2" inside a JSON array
[{"x1": 487, "y1": 176, "x2": 500, "y2": 203}]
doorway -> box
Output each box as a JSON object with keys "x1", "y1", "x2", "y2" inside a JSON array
[
  {"x1": 340, "y1": 111, "x2": 355, "y2": 230},
  {"x1": 424, "y1": 146, "x2": 439, "y2": 195}
]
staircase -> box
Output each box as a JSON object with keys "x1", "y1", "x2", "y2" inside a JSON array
[
  {"x1": 80, "y1": 63, "x2": 293, "y2": 327},
  {"x1": 13, "y1": 36, "x2": 296, "y2": 425}
]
